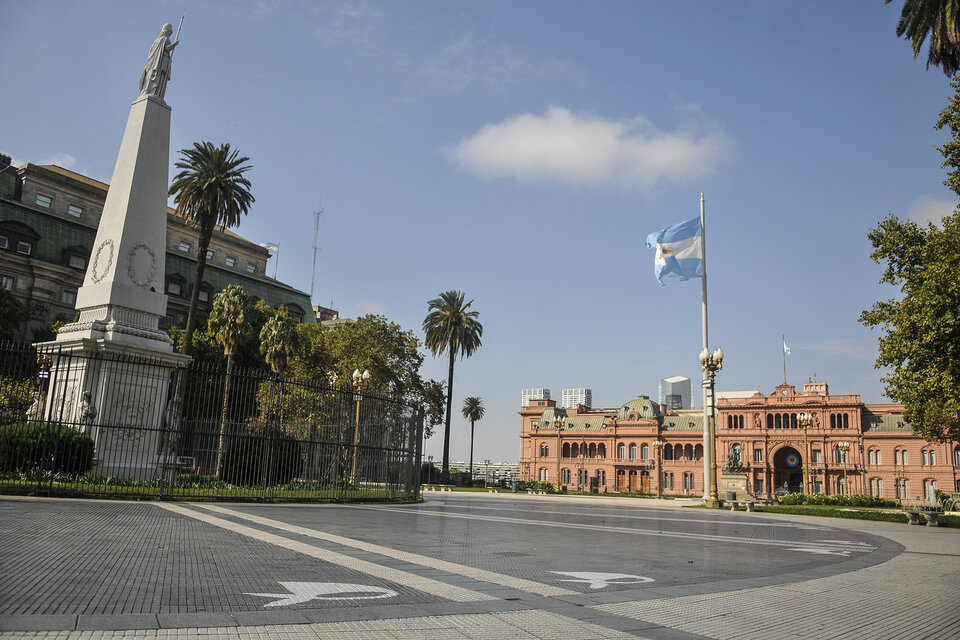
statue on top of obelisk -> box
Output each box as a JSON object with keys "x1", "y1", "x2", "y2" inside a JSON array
[{"x1": 139, "y1": 19, "x2": 180, "y2": 100}]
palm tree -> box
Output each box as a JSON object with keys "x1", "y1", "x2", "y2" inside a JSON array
[
  {"x1": 461, "y1": 396, "x2": 485, "y2": 483},
  {"x1": 260, "y1": 307, "x2": 298, "y2": 375},
  {"x1": 887, "y1": 0, "x2": 960, "y2": 75},
  {"x1": 423, "y1": 291, "x2": 483, "y2": 484},
  {"x1": 169, "y1": 141, "x2": 254, "y2": 357},
  {"x1": 208, "y1": 285, "x2": 249, "y2": 475}
]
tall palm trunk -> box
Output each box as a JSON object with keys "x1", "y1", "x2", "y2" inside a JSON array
[
  {"x1": 182, "y1": 226, "x2": 213, "y2": 357},
  {"x1": 215, "y1": 353, "x2": 234, "y2": 475},
  {"x1": 469, "y1": 420, "x2": 475, "y2": 482},
  {"x1": 442, "y1": 348, "x2": 454, "y2": 483}
]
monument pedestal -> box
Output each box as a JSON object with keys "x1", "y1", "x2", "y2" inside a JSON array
[
  {"x1": 39, "y1": 80, "x2": 191, "y2": 481},
  {"x1": 720, "y1": 472, "x2": 749, "y2": 501}
]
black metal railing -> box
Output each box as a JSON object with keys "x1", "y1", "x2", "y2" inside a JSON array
[{"x1": 0, "y1": 341, "x2": 423, "y2": 502}]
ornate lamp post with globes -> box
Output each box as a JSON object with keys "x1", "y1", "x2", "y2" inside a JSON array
[
  {"x1": 653, "y1": 440, "x2": 664, "y2": 499},
  {"x1": 700, "y1": 346, "x2": 724, "y2": 508},
  {"x1": 838, "y1": 441, "x2": 851, "y2": 495},
  {"x1": 553, "y1": 413, "x2": 565, "y2": 489},
  {"x1": 797, "y1": 412, "x2": 813, "y2": 494},
  {"x1": 349, "y1": 369, "x2": 371, "y2": 485}
]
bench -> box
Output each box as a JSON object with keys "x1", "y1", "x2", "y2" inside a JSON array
[
  {"x1": 728, "y1": 500, "x2": 739, "y2": 511},
  {"x1": 745, "y1": 501, "x2": 755, "y2": 512},
  {"x1": 487, "y1": 488, "x2": 499, "y2": 493},
  {"x1": 904, "y1": 510, "x2": 922, "y2": 525}
]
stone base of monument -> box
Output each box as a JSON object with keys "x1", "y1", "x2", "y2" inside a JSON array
[
  {"x1": 36, "y1": 337, "x2": 190, "y2": 482},
  {"x1": 720, "y1": 472, "x2": 749, "y2": 501}
]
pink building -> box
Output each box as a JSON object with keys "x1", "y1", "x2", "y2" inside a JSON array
[{"x1": 518, "y1": 381, "x2": 959, "y2": 503}]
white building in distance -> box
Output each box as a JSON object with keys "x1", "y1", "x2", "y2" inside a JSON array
[
  {"x1": 561, "y1": 388, "x2": 592, "y2": 409},
  {"x1": 521, "y1": 388, "x2": 551, "y2": 408}
]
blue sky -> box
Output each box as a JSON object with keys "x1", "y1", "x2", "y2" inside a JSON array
[{"x1": 2, "y1": 1, "x2": 954, "y2": 463}]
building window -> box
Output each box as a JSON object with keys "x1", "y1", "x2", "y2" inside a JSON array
[
  {"x1": 206, "y1": 250, "x2": 215, "y2": 261},
  {"x1": 198, "y1": 289, "x2": 210, "y2": 303},
  {"x1": 539, "y1": 468, "x2": 549, "y2": 482},
  {"x1": 617, "y1": 444, "x2": 625, "y2": 459},
  {"x1": 642, "y1": 443, "x2": 651, "y2": 460},
  {"x1": 811, "y1": 449, "x2": 822, "y2": 464},
  {"x1": 1, "y1": 275, "x2": 14, "y2": 291},
  {"x1": 539, "y1": 444, "x2": 549, "y2": 457},
  {"x1": 895, "y1": 478, "x2": 910, "y2": 500},
  {"x1": 663, "y1": 472, "x2": 674, "y2": 490},
  {"x1": 60, "y1": 290, "x2": 76, "y2": 305},
  {"x1": 870, "y1": 478, "x2": 883, "y2": 498},
  {"x1": 663, "y1": 444, "x2": 674, "y2": 461},
  {"x1": 246, "y1": 263, "x2": 257, "y2": 274},
  {"x1": 179, "y1": 241, "x2": 192, "y2": 253},
  {"x1": 694, "y1": 444, "x2": 703, "y2": 460},
  {"x1": 756, "y1": 478, "x2": 765, "y2": 494},
  {"x1": 955, "y1": 446, "x2": 960, "y2": 466},
  {"x1": 225, "y1": 256, "x2": 237, "y2": 267},
  {"x1": 67, "y1": 204, "x2": 83, "y2": 218},
  {"x1": 895, "y1": 449, "x2": 908, "y2": 465},
  {"x1": 17, "y1": 241, "x2": 32, "y2": 255},
  {"x1": 597, "y1": 443, "x2": 606, "y2": 459},
  {"x1": 68, "y1": 254, "x2": 87, "y2": 270},
  {"x1": 561, "y1": 468, "x2": 571, "y2": 484},
  {"x1": 923, "y1": 479, "x2": 938, "y2": 500},
  {"x1": 166, "y1": 281, "x2": 183, "y2": 296},
  {"x1": 35, "y1": 194, "x2": 52, "y2": 208},
  {"x1": 629, "y1": 443, "x2": 638, "y2": 460},
  {"x1": 754, "y1": 448, "x2": 763, "y2": 463},
  {"x1": 0, "y1": 235, "x2": 7, "y2": 250}
]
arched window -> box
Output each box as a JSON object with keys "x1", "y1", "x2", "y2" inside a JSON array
[
  {"x1": 727, "y1": 415, "x2": 732, "y2": 429},
  {"x1": 684, "y1": 444, "x2": 694, "y2": 460},
  {"x1": 922, "y1": 450, "x2": 928, "y2": 466},
  {"x1": 539, "y1": 468, "x2": 549, "y2": 481},
  {"x1": 790, "y1": 413, "x2": 798, "y2": 429},
  {"x1": 875, "y1": 450, "x2": 882, "y2": 465},
  {"x1": 618, "y1": 443, "x2": 626, "y2": 459},
  {"x1": 843, "y1": 413, "x2": 849, "y2": 429},
  {"x1": 563, "y1": 442, "x2": 572, "y2": 458},
  {"x1": 540, "y1": 444, "x2": 549, "y2": 457},
  {"x1": 641, "y1": 443, "x2": 650, "y2": 460},
  {"x1": 597, "y1": 443, "x2": 606, "y2": 459},
  {"x1": 830, "y1": 414, "x2": 836, "y2": 429},
  {"x1": 674, "y1": 444, "x2": 683, "y2": 460},
  {"x1": 629, "y1": 444, "x2": 638, "y2": 460},
  {"x1": 868, "y1": 449, "x2": 875, "y2": 465},
  {"x1": 930, "y1": 450, "x2": 937, "y2": 465},
  {"x1": 955, "y1": 445, "x2": 960, "y2": 466},
  {"x1": 588, "y1": 443, "x2": 597, "y2": 458},
  {"x1": 766, "y1": 414, "x2": 773, "y2": 429},
  {"x1": 663, "y1": 444, "x2": 673, "y2": 461},
  {"x1": 775, "y1": 414, "x2": 782, "y2": 429},
  {"x1": 694, "y1": 444, "x2": 703, "y2": 460}
]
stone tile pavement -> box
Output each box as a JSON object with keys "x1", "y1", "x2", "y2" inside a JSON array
[{"x1": 0, "y1": 495, "x2": 957, "y2": 639}]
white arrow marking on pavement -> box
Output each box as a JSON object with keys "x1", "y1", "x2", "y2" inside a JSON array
[
  {"x1": 247, "y1": 581, "x2": 398, "y2": 606},
  {"x1": 813, "y1": 539, "x2": 872, "y2": 546},
  {"x1": 787, "y1": 548, "x2": 851, "y2": 556},
  {"x1": 552, "y1": 571, "x2": 655, "y2": 589}
]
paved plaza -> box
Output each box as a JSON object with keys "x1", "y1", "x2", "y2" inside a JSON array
[{"x1": 0, "y1": 493, "x2": 957, "y2": 639}]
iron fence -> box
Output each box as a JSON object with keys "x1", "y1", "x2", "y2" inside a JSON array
[{"x1": 0, "y1": 340, "x2": 423, "y2": 502}]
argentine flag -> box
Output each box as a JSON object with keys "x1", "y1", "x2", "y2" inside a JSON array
[{"x1": 645, "y1": 216, "x2": 703, "y2": 286}]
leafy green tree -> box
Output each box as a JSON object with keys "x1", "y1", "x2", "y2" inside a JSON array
[
  {"x1": 0, "y1": 288, "x2": 28, "y2": 341},
  {"x1": 208, "y1": 285, "x2": 250, "y2": 473},
  {"x1": 461, "y1": 396, "x2": 485, "y2": 482},
  {"x1": 291, "y1": 315, "x2": 425, "y2": 398},
  {"x1": 423, "y1": 291, "x2": 483, "y2": 483},
  {"x1": 260, "y1": 307, "x2": 298, "y2": 375},
  {"x1": 169, "y1": 141, "x2": 254, "y2": 357},
  {"x1": 420, "y1": 378, "x2": 446, "y2": 440},
  {"x1": 860, "y1": 77, "x2": 960, "y2": 442},
  {"x1": 886, "y1": 0, "x2": 960, "y2": 75}
]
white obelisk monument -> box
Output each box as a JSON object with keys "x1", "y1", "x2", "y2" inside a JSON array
[{"x1": 39, "y1": 22, "x2": 190, "y2": 480}]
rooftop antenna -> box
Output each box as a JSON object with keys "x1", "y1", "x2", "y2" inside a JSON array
[{"x1": 311, "y1": 199, "x2": 323, "y2": 302}]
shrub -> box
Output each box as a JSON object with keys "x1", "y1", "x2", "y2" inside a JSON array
[
  {"x1": 219, "y1": 428, "x2": 303, "y2": 487},
  {"x1": 0, "y1": 378, "x2": 35, "y2": 425},
  {"x1": 0, "y1": 421, "x2": 94, "y2": 474},
  {"x1": 777, "y1": 492, "x2": 898, "y2": 508}
]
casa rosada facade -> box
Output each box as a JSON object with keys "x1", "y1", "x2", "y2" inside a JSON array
[{"x1": 518, "y1": 381, "x2": 960, "y2": 503}]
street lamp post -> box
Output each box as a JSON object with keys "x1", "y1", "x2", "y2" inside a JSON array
[
  {"x1": 653, "y1": 440, "x2": 664, "y2": 499},
  {"x1": 798, "y1": 413, "x2": 812, "y2": 494},
  {"x1": 699, "y1": 346, "x2": 724, "y2": 508},
  {"x1": 484, "y1": 459, "x2": 491, "y2": 488},
  {"x1": 427, "y1": 454, "x2": 434, "y2": 485},
  {"x1": 838, "y1": 441, "x2": 851, "y2": 496},
  {"x1": 349, "y1": 369, "x2": 371, "y2": 485},
  {"x1": 553, "y1": 414, "x2": 564, "y2": 489}
]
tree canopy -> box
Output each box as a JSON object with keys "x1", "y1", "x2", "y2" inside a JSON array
[
  {"x1": 886, "y1": 0, "x2": 960, "y2": 75},
  {"x1": 169, "y1": 141, "x2": 254, "y2": 356},
  {"x1": 860, "y1": 78, "x2": 960, "y2": 442}
]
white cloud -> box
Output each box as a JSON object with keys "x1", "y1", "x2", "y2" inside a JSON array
[
  {"x1": 444, "y1": 106, "x2": 731, "y2": 190},
  {"x1": 907, "y1": 195, "x2": 956, "y2": 225}
]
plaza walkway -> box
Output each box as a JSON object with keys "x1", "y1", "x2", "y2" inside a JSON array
[{"x1": 0, "y1": 493, "x2": 956, "y2": 639}]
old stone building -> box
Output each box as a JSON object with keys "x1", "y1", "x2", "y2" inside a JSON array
[
  {"x1": 0, "y1": 157, "x2": 314, "y2": 339},
  {"x1": 519, "y1": 380, "x2": 959, "y2": 503}
]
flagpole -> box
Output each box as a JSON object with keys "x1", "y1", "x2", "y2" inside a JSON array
[
  {"x1": 782, "y1": 335, "x2": 787, "y2": 385},
  {"x1": 700, "y1": 192, "x2": 711, "y2": 502}
]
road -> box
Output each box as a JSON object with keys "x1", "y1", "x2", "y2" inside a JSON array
[{"x1": 0, "y1": 493, "x2": 956, "y2": 639}]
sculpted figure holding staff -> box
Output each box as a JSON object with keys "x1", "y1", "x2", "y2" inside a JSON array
[{"x1": 139, "y1": 18, "x2": 181, "y2": 99}]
